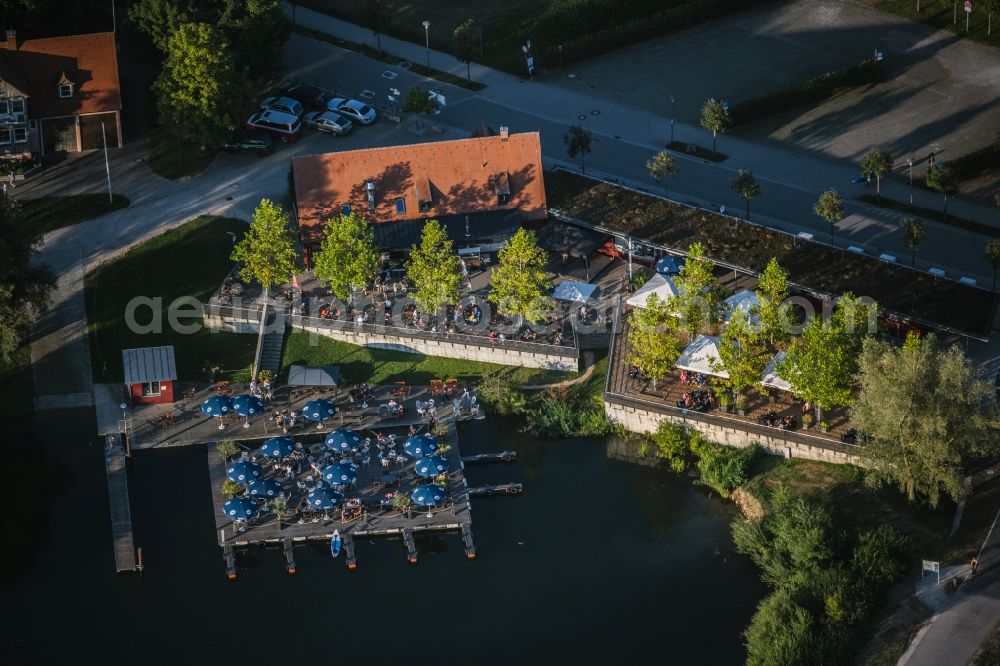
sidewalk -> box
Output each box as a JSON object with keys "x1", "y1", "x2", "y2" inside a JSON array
[
  {"x1": 899, "y1": 504, "x2": 1000, "y2": 665},
  {"x1": 287, "y1": 4, "x2": 1000, "y2": 230}
]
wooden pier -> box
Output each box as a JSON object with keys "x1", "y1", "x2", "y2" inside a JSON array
[
  {"x1": 468, "y1": 483, "x2": 524, "y2": 498},
  {"x1": 282, "y1": 538, "x2": 296, "y2": 575},
  {"x1": 402, "y1": 528, "x2": 418, "y2": 564},
  {"x1": 461, "y1": 522, "x2": 476, "y2": 559},
  {"x1": 461, "y1": 451, "x2": 517, "y2": 464},
  {"x1": 104, "y1": 435, "x2": 137, "y2": 572}
]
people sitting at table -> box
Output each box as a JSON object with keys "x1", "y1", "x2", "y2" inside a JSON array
[
  {"x1": 779, "y1": 415, "x2": 795, "y2": 430},
  {"x1": 522, "y1": 328, "x2": 536, "y2": 341},
  {"x1": 679, "y1": 370, "x2": 689, "y2": 384},
  {"x1": 487, "y1": 330, "x2": 498, "y2": 345}
]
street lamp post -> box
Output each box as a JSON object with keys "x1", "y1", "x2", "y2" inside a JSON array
[
  {"x1": 119, "y1": 402, "x2": 130, "y2": 457},
  {"x1": 422, "y1": 20, "x2": 431, "y2": 68},
  {"x1": 669, "y1": 96, "x2": 676, "y2": 145},
  {"x1": 907, "y1": 158, "x2": 914, "y2": 204}
]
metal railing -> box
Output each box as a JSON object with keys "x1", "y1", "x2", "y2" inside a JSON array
[{"x1": 292, "y1": 313, "x2": 579, "y2": 358}]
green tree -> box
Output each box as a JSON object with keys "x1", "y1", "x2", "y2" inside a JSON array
[
  {"x1": 730, "y1": 169, "x2": 761, "y2": 221},
  {"x1": 362, "y1": 0, "x2": 392, "y2": 55},
  {"x1": 312, "y1": 212, "x2": 380, "y2": 303},
  {"x1": 271, "y1": 497, "x2": 290, "y2": 528},
  {"x1": 712, "y1": 309, "x2": 769, "y2": 401},
  {"x1": 453, "y1": 18, "x2": 477, "y2": 81},
  {"x1": 754, "y1": 258, "x2": 790, "y2": 346},
  {"x1": 130, "y1": 0, "x2": 194, "y2": 52},
  {"x1": 231, "y1": 199, "x2": 297, "y2": 290},
  {"x1": 646, "y1": 150, "x2": 678, "y2": 197},
  {"x1": 224, "y1": 0, "x2": 291, "y2": 79},
  {"x1": 926, "y1": 163, "x2": 958, "y2": 218},
  {"x1": 778, "y1": 295, "x2": 875, "y2": 422},
  {"x1": 0, "y1": 196, "x2": 56, "y2": 362},
  {"x1": 700, "y1": 97, "x2": 731, "y2": 154},
  {"x1": 985, "y1": 239, "x2": 1000, "y2": 291},
  {"x1": 405, "y1": 219, "x2": 463, "y2": 316},
  {"x1": 563, "y1": 125, "x2": 592, "y2": 174},
  {"x1": 900, "y1": 217, "x2": 924, "y2": 268},
  {"x1": 851, "y1": 334, "x2": 999, "y2": 505},
  {"x1": 626, "y1": 292, "x2": 683, "y2": 390},
  {"x1": 402, "y1": 85, "x2": 436, "y2": 127},
  {"x1": 813, "y1": 188, "x2": 844, "y2": 242},
  {"x1": 671, "y1": 242, "x2": 723, "y2": 340},
  {"x1": 860, "y1": 148, "x2": 892, "y2": 198},
  {"x1": 489, "y1": 228, "x2": 550, "y2": 322},
  {"x1": 154, "y1": 22, "x2": 248, "y2": 148}
]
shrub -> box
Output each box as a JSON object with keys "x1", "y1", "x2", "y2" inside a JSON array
[
  {"x1": 629, "y1": 268, "x2": 649, "y2": 292},
  {"x1": 221, "y1": 480, "x2": 244, "y2": 498},
  {"x1": 651, "y1": 419, "x2": 691, "y2": 472},
  {"x1": 696, "y1": 442, "x2": 761, "y2": 497},
  {"x1": 216, "y1": 440, "x2": 237, "y2": 460},
  {"x1": 744, "y1": 589, "x2": 817, "y2": 666},
  {"x1": 524, "y1": 385, "x2": 611, "y2": 438},
  {"x1": 851, "y1": 525, "x2": 908, "y2": 587},
  {"x1": 478, "y1": 376, "x2": 528, "y2": 415}
]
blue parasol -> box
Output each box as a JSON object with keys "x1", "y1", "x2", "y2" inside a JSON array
[
  {"x1": 321, "y1": 463, "x2": 358, "y2": 485},
  {"x1": 410, "y1": 483, "x2": 448, "y2": 507},
  {"x1": 227, "y1": 461, "x2": 262, "y2": 483},
  {"x1": 403, "y1": 434, "x2": 438, "y2": 458},
  {"x1": 232, "y1": 394, "x2": 264, "y2": 428},
  {"x1": 307, "y1": 487, "x2": 345, "y2": 510},
  {"x1": 247, "y1": 478, "x2": 283, "y2": 498},
  {"x1": 201, "y1": 395, "x2": 234, "y2": 429},
  {"x1": 222, "y1": 497, "x2": 258, "y2": 520},
  {"x1": 413, "y1": 455, "x2": 450, "y2": 478},
  {"x1": 656, "y1": 255, "x2": 685, "y2": 276},
  {"x1": 260, "y1": 436, "x2": 294, "y2": 459},
  {"x1": 301, "y1": 399, "x2": 336, "y2": 428},
  {"x1": 325, "y1": 428, "x2": 361, "y2": 453}
]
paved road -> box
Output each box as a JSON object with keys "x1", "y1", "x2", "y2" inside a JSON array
[{"x1": 284, "y1": 6, "x2": 1000, "y2": 288}]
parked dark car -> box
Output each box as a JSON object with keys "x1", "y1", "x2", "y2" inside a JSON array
[
  {"x1": 223, "y1": 131, "x2": 273, "y2": 156},
  {"x1": 278, "y1": 81, "x2": 329, "y2": 108}
]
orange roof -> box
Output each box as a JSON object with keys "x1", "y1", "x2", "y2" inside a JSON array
[
  {"x1": 0, "y1": 31, "x2": 121, "y2": 119},
  {"x1": 292, "y1": 131, "x2": 547, "y2": 242}
]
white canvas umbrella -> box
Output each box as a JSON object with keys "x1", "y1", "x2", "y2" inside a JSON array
[
  {"x1": 626, "y1": 273, "x2": 679, "y2": 308},
  {"x1": 675, "y1": 335, "x2": 729, "y2": 379}
]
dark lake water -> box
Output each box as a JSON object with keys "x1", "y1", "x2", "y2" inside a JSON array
[{"x1": 5, "y1": 409, "x2": 765, "y2": 664}]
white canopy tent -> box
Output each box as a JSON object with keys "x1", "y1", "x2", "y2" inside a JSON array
[
  {"x1": 723, "y1": 289, "x2": 760, "y2": 325},
  {"x1": 761, "y1": 351, "x2": 791, "y2": 391},
  {"x1": 551, "y1": 280, "x2": 597, "y2": 303},
  {"x1": 626, "y1": 273, "x2": 679, "y2": 308},
  {"x1": 675, "y1": 335, "x2": 729, "y2": 379}
]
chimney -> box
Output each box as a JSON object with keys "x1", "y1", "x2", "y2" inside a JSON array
[
  {"x1": 499, "y1": 125, "x2": 509, "y2": 140},
  {"x1": 366, "y1": 180, "x2": 375, "y2": 212},
  {"x1": 4, "y1": 29, "x2": 16, "y2": 50}
]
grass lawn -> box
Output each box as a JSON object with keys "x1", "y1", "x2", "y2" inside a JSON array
[
  {"x1": 857, "y1": 194, "x2": 997, "y2": 239},
  {"x1": 20, "y1": 194, "x2": 129, "y2": 235},
  {"x1": 545, "y1": 168, "x2": 997, "y2": 336},
  {"x1": 84, "y1": 215, "x2": 256, "y2": 383},
  {"x1": 870, "y1": 0, "x2": 1000, "y2": 49},
  {"x1": 146, "y1": 125, "x2": 218, "y2": 180},
  {"x1": 281, "y1": 329, "x2": 574, "y2": 387},
  {"x1": 296, "y1": 0, "x2": 769, "y2": 74}
]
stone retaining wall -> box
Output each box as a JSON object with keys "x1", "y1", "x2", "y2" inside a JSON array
[
  {"x1": 296, "y1": 323, "x2": 578, "y2": 372},
  {"x1": 605, "y1": 399, "x2": 857, "y2": 465}
]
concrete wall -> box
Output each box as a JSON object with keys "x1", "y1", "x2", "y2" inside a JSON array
[
  {"x1": 605, "y1": 399, "x2": 857, "y2": 465},
  {"x1": 296, "y1": 323, "x2": 578, "y2": 372},
  {"x1": 204, "y1": 313, "x2": 260, "y2": 335}
]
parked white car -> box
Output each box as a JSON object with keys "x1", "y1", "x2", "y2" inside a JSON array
[
  {"x1": 326, "y1": 97, "x2": 377, "y2": 125},
  {"x1": 302, "y1": 110, "x2": 353, "y2": 135}
]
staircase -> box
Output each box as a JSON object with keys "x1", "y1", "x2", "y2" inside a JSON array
[{"x1": 256, "y1": 310, "x2": 286, "y2": 376}]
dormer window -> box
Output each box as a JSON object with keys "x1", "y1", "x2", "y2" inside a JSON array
[
  {"x1": 415, "y1": 177, "x2": 432, "y2": 213},
  {"x1": 58, "y1": 83, "x2": 73, "y2": 98},
  {"x1": 493, "y1": 171, "x2": 511, "y2": 206}
]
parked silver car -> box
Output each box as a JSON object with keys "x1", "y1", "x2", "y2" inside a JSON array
[
  {"x1": 325, "y1": 97, "x2": 377, "y2": 125},
  {"x1": 260, "y1": 95, "x2": 304, "y2": 117},
  {"x1": 302, "y1": 110, "x2": 353, "y2": 135}
]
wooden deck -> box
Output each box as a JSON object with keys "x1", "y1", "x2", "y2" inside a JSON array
[
  {"x1": 125, "y1": 382, "x2": 482, "y2": 450},
  {"x1": 208, "y1": 420, "x2": 473, "y2": 569},
  {"x1": 104, "y1": 435, "x2": 136, "y2": 572}
]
